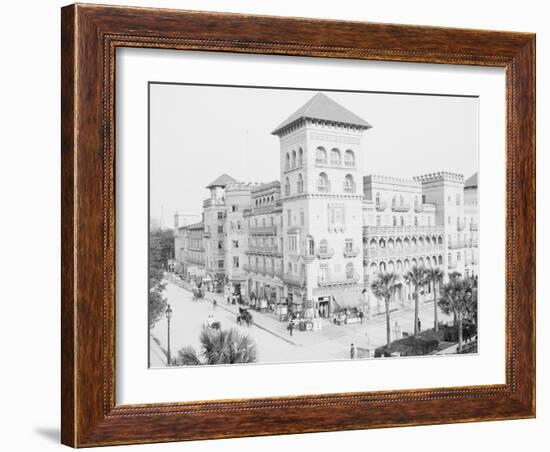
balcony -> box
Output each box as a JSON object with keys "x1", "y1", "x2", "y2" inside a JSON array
[
  {"x1": 363, "y1": 244, "x2": 444, "y2": 260},
  {"x1": 203, "y1": 198, "x2": 225, "y2": 209},
  {"x1": 343, "y1": 182, "x2": 356, "y2": 194},
  {"x1": 316, "y1": 247, "x2": 335, "y2": 259},
  {"x1": 317, "y1": 182, "x2": 332, "y2": 193},
  {"x1": 448, "y1": 240, "x2": 465, "y2": 249},
  {"x1": 249, "y1": 225, "x2": 277, "y2": 235},
  {"x1": 344, "y1": 159, "x2": 355, "y2": 168},
  {"x1": 246, "y1": 245, "x2": 282, "y2": 256},
  {"x1": 284, "y1": 272, "x2": 306, "y2": 286},
  {"x1": 448, "y1": 261, "x2": 458, "y2": 270},
  {"x1": 343, "y1": 247, "x2": 361, "y2": 258},
  {"x1": 363, "y1": 225, "x2": 445, "y2": 236},
  {"x1": 375, "y1": 201, "x2": 387, "y2": 212},
  {"x1": 391, "y1": 203, "x2": 410, "y2": 212},
  {"x1": 317, "y1": 273, "x2": 360, "y2": 287}
]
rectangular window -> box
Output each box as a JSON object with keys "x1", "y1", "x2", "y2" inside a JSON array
[
  {"x1": 217, "y1": 211, "x2": 224, "y2": 220},
  {"x1": 232, "y1": 240, "x2": 239, "y2": 248},
  {"x1": 376, "y1": 215, "x2": 381, "y2": 226},
  {"x1": 287, "y1": 209, "x2": 292, "y2": 227},
  {"x1": 218, "y1": 260, "x2": 224, "y2": 270},
  {"x1": 456, "y1": 194, "x2": 461, "y2": 206},
  {"x1": 218, "y1": 225, "x2": 223, "y2": 234},
  {"x1": 345, "y1": 239, "x2": 353, "y2": 252},
  {"x1": 218, "y1": 241, "x2": 223, "y2": 250},
  {"x1": 233, "y1": 256, "x2": 239, "y2": 268},
  {"x1": 232, "y1": 205, "x2": 238, "y2": 212},
  {"x1": 300, "y1": 210, "x2": 305, "y2": 226}
]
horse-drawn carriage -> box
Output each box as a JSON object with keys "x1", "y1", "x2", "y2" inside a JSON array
[
  {"x1": 236, "y1": 307, "x2": 253, "y2": 327},
  {"x1": 192, "y1": 287, "x2": 203, "y2": 301}
]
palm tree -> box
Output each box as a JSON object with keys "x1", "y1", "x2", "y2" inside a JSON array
[
  {"x1": 424, "y1": 267, "x2": 444, "y2": 332},
  {"x1": 371, "y1": 272, "x2": 400, "y2": 346},
  {"x1": 438, "y1": 276, "x2": 477, "y2": 352},
  {"x1": 177, "y1": 326, "x2": 257, "y2": 365},
  {"x1": 404, "y1": 265, "x2": 427, "y2": 337}
]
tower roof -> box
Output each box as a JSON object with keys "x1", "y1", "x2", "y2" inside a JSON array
[
  {"x1": 465, "y1": 172, "x2": 478, "y2": 188},
  {"x1": 205, "y1": 173, "x2": 237, "y2": 189},
  {"x1": 271, "y1": 92, "x2": 372, "y2": 135}
]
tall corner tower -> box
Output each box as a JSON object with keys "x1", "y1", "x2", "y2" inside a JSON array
[{"x1": 271, "y1": 92, "x2": 372, "y2": 310}]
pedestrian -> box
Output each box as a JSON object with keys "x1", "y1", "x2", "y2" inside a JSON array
[
  {"x1": 393, "y1": 321, "x2": 402, "y2": 340},
  {"x1": 227, "y1": 296, "x2": 230, "y2": 305},
  {"x1": 359, "y1": 311, "x2": 364, "y2": 324},
  {"x1": 287, "y1": 322, "x2": 294, "y2": 337},
  {"x1": 350, "y1": 343, "x2": 356, "y2": 359},
  {"x1": 417, "y1": 318, "x2": 422, "y2": 333},
  {"x1": 213, "y1": 299, "x2": 217, "y2": 309}
]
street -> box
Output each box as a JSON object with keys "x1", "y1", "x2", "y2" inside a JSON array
[{"x1": 150, "y1": 280, "x2": 453, "y2": 367}]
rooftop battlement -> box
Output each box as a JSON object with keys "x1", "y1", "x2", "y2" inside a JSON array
[
  {"x1": 413, "y1": 171, "x2": 464, "y2": 184},
  {"x1": 363, "y1": 174, "x2": 421, "y2": 187}
]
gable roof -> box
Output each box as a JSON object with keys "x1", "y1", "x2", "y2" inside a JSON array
[
  {"x1": 206, "y1": 173, "x2": 237, "y2": 189},
  {"x1": 271, "y1": 92, "x2": 372, "y2": 135},
  {"x1": 465, "y1": 173, "x2": 478, "y2": 188}
]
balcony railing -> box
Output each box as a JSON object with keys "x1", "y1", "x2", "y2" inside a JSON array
[
  {"x1": 448, "y1": 261, "x2": 458, "y2": 270},
  {"x1": 391, "y1": 203, "x2": 410, "y2": 212},
  {"x1": 316, "y1": 247, "x2": 335, "y2": 259},
  {"x1": 343, "y1": 247, "x2": 361, "y2": 258},
  {"x1": 284, "y1": 272, "x2": 306, "y2": 286},
  {"x1": 317, "y1": 181, "x2": 331, "y2": 193},
  {"x1": 375, "y1": 201, "x2": 387, "y2": 211},
  {"x1": 344, "y1": 159, "x2": 355, "y2": 168},
  {"x1": 202, "y1": 198, "x2": 225, "y2": 208},
  {"x1": 244, "y1": 264, "x2": 284, "y2": 279},
  {"x1": 343, "y1": 182, "x2": 356, "y2": 194},
  {"x1": 363, "y1": 225, "x2": 445, "y2": 236},
  {"x1": 246, "y1": 245, "x2": 281, "y2": 256},
  {"x1": 249, "y1": 225, "x2": 277, "y2": 235},
  {"x1": 448, "y1": 240, "x2": 465, "y2": 249},
  {"x1": 364, "y1": 245, "x2": 444, "y2": 260},
  {"x1": 317, "y1": 273, "x2": 360, "y2": 287}
]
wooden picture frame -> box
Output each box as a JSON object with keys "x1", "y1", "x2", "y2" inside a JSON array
[{"x1": 61, "y1": 3, "x2": 535, "y2": 447}]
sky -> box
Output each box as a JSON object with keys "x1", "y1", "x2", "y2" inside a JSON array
[{"x1": 149, "y1": 83, "x2": 478, "y2": 227}]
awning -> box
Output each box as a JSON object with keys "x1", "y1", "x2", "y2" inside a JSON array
[{"x1": 329, "y1": 287, "x2": 365, "y2": 310}]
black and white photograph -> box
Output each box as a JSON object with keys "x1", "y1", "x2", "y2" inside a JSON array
[{"x1": 148, "y1": 84, "x2": 480, "y2": 367}]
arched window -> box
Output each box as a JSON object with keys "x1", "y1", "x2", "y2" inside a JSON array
[
  {"x1": 307, "y1": 236, "x2": 315, "y2": 255},
  {"x1": 317, "y1": 172, "x2": 329, "y2": 192},
  {"x1": 346, "y1": 262, "x2": 354, "y2": 279},
  {"x1": 298, "y1": 147, "x2": 304, "y2": 166},
  {"x1": 344, "y1": 150, "x2": 355, "y2": 167},
  {"x1": 316, "y1": 147, "x2": 327, "y2": 164},
  {"x1": 291, "y1": 150, "x2": 297, "y2": 168},
  {"x1": 297, "y1": 173, "x2": 304, "y2": 193},
  {"x1": 285, "y1": 153, "x2": 290, "y2": 170},
  {"x1": 375, "y1": 192, "x2": 381, "y2": 205},
  {"x1": 344, "y1": 174, "x2": 355, "y2": 193},
  {"x1": 319, "y1": 239, "x2": 328, "y2": 254},
  {"x1": 330, "y1": 148, "x2": 341, "y2": 165},
  {"x1": 284, "y1": 177, "x2": 290, "y2": 196}
]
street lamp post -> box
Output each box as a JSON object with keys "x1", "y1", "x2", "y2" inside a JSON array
[{"x1": 165, "y1": 304, "x2": 173, "y2": 366}]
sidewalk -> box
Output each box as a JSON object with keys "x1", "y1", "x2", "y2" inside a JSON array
[{"x1": 203, "y1": 290, "x2": 364, "y2": 349}]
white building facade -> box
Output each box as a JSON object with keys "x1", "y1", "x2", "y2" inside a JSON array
[{"x1": 173, "y1": 92, "x2": 478, "y2": 320}]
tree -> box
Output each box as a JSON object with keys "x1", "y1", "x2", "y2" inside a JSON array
[
  {"x1": 404, "y1": 265, "x2": 427, "y2": 337},
  {"x1": 438, "y1": 276, "x2": 478, "y2": 352},
  {"x1": 424, "y1": 267, "x2": 444, "y2": 332},
  {"x1": 176, "y1": 326, "x2": 257, "y2": 365},
  {"x1": 371, "y1": 272, "x2": 400, "y2": 346}
]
